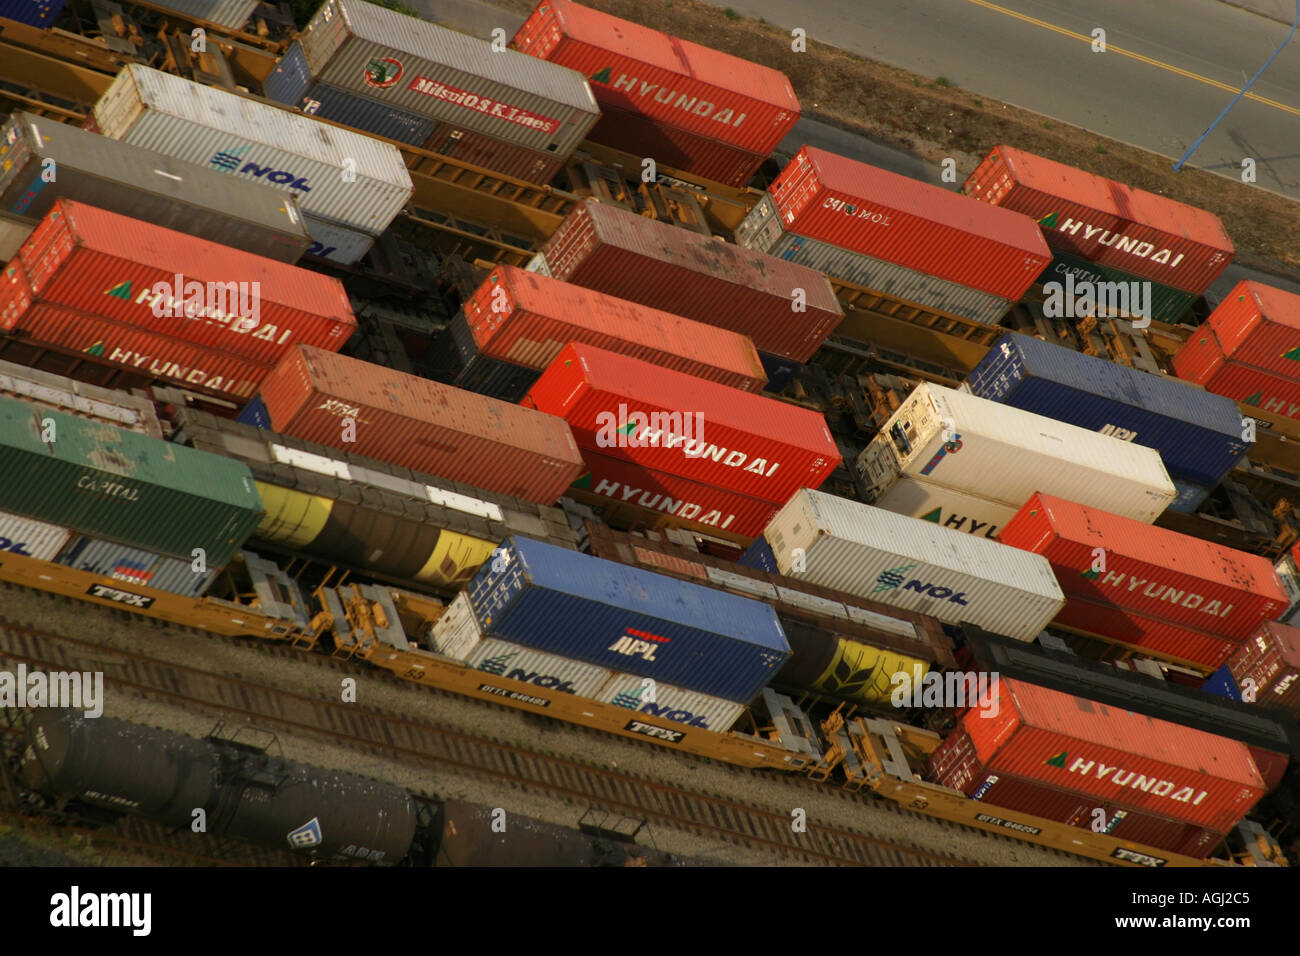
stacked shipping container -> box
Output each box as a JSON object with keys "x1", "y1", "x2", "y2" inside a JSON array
[
  {"x1": 246, "y1": 346, "x2": 585, "y2": 504},
  {"x1": 926, "y1": 677, "x2": 1267, "y2": 858},
  {"x1": 523, "y1": 343, "x2": 840, "y2": 537},
  {"x1": 1173, "y1": 281, "x2": 1300, "y2": 420},
  {"x1": 92, "y1": 65, "x2": 413, "y2": 265},
  {"x1": 1227, "y1": 622, "x2": 1300, "y2": 718},
  {"x1": 735, "y1": 146, "x2": 1052, "y2": 325},
  {"x1": 511, "y1": 0, "x2": 800, "y2": 188},
  {"x1": 442, "y1": 265, "x2": 768, "y2": 400},
  {"x1": 0, "y1": 200, "x2": 357, "y2": 403},
  {"x1": 265, "y1": 0, "x2": 600, "y2": 184},
  {"x1": 999, "y1": 492, "x2": 1288, "y2": 670},
  {"x1": 963, "y1": 144, "x2": 1234, "y2": 322}
]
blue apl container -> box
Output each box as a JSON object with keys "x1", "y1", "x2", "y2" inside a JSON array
[
  {"x1": 0, "y1": 0, "x2": 68, "y2": 27},
  {"x1": 968, "y1": 333, "x2": 1247, "y2": 488},
  {"x1": 465, "y1": 536, "x2": 790, "y2": 703}
]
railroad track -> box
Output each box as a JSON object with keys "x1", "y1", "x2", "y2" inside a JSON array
[{"x1": 0, "y1": 617, "x2": 979, "y2": 867}]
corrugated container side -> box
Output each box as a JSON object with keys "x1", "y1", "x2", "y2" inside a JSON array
[
  {"x1": 421, "y1": 122, "x2": 567, "y2": 185},
  {"x1": 0, "y1": 112, "x2": 312, "y2": 264},
  {"x1": 1181, "y1": 357, "x2": 1300, "y2": 421},
  {"x1": 0, "y1": 510, "x2": 71, "y2": 561},
  {"x1": 298, "y1": 0, "x2": 599, "y2": 161},
  {"x1": 439, "y1": 315, "x2": 545, "y2": 401},
  {"x1": 581, "y1": 106, "x2": 768, "y2": 188},
  {"x1": 575, "y1": 450, "x2": 780, "y2": 539},
  {"x1": 263, "y1": 42, "x2": 315, "y2": 106},
  {"x1": 0, "y1": 0, "x2": 69, "y2": 27},
  {"x1": 592, "y1": 673, "x2": 745, "y2": 732},
  {"x1": 93, "y1": 66, "x2": 412, "y2": 236},
  {"x1": 56, "y1": 535, "x2": 220, "y2": 597},
  {"x1": 466, "y1": 638, "x2": 613, "y2": 698},
  {"x1": 1038, "y1": 253, "x2": 1198, "y2": 325},
  {"x1": 298, "y1": 81, "x2": 437, "y2": 147},
  {"x1": 0, "y1": 394, "x2": 263, "y2": 567},
  {"x1": 145, "y1": 0, "x2": 256, "y2": 29},
  {"x1": 761, "y1": 490, "x2": 1065, "y2": 641},
  {"x1": 0, "y1": 213, "x2": 32, "y2": 263},
  {"x1": 869, "y1": 474, "x2": 1011, "y2": 539},
  {"x1": 463, "y1": 265, "x2": 768, "y2": 392},
  {"x1": 300, "y1": 216, "x2": 376, "y2": 266},
  {"x1": 464, "y1": 535, "x2": 790, "y2": 703},
  {"x1": 767, "y1": 146, "x2": 1052, "y2": 301},
  {"x1": 968, "y1": 332, "x2": 1247, "y2": 487},
  {"x1": 1206, "y1": 280, "x2": 1300, "y2": 379},
  {"x1": 999, "y1": 493, "x2": 1286, "y2": 641},
  {"x1": 15, "y1": 200, "x2": 355, "y2": 365},
  {"x1": 738, "y1": 196, "x2": 1014, "y2": 325},
  {"x1": 963, "y1": 145, "x2": 1234, "y2": 295},
  {"x1": 523, "y1": 343, "x2": 839, "y2": 503},
  {"x1": 427, "y1": 592, "x2": 483, "y2": 661},
  {"x1": 538, "y1": 200, "x2": 842, "y2": 362},
  {"x1": 254, "y1": 345, "x2": 584, "y2": 505},
  {"x1": 0, "y1": 360, "x2": 161, "y2": 437},
  {"x1": 1167, "y1": 478, "x2": 1213, "y2": 515},
  {"x1": 1052, "y1": 596, "x2": 1240, "y2": 671},
  {"x1": 1228, "y1": 622, "x2": 1300, "y2": 716},
  {"x1": 511, "y1": 0, "x2": 799, "y2": 157}
]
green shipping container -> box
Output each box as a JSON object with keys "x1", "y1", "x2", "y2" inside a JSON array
[
  {"x1": 0, "y1": 395, "x2": 263, "y2": 568},
  {"x1": 1037, "y1": 253, "x2": 1197, "y2": 324}
]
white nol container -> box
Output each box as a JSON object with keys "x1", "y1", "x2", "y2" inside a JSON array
[
  {"x1": 590, "y1": 672, "x2": 745, "y2": 732},
  {"x1": 0, "y1": 510, "x2": 71, "y2": 562},
  {"x1": 466, "y1": 638, "x2": 613, "y2": 697}
]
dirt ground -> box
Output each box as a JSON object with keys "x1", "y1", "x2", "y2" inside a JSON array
[{"x1": 500, "y1": 0, "x2": 1300, "y2": 278}]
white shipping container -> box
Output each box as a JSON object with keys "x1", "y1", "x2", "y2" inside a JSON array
[
  {"x1": 525, "y1": 253, "x2": 551, "y2": 277},
  {"x1": 592, "y1": 673, "x2": 745, "y2": 733},
  {"x1": 871, "y1": 474, "x2": 1013, "y2": 540},
  {"x1": 302, "y1": 216, "x2": 375, "y2": 266},
  {"x1": 1275, "y1": 553, "x2": 1300, "y2": 624},
  {"x1": 466, "y1": 639, "x2": 613, "y2": 697},
  {"x1": 426, "y1": 591, "x2": 482, "y2": 661},
  {"x1": 761, "y1": 489, "x2": 1065, "y2": 642},
  {"x1": 0, "y1": 510, "x2": 71, "y2": 562},
  {"x1": 856, "y1": 382, "x2": 1175, "y2": 524},
  {"x1": 93, "y1": 65, "x2": 412, "y2": 237}
]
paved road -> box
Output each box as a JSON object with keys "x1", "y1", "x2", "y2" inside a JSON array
[{"x1": 699, "y1": 0, "x2": 1300, "y2": 200}]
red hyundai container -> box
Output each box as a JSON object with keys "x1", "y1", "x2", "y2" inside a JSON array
[
  {"x1": 522, "y1": 343, "x2": 839, "y2": 503},
  {"x1": 927, "y1": 677, "x2": 1267, "y2": 858},
  {"x1": 463, "y1": 265, "x2": 767, "y2": 392},
  {"x1": 254, "y1": 346, "x2": 585, "y2": 504},
  {"x1": 1052, "y1": 595, "x2": 1241, "y2": 671},
  {"x1": 765, "y1": 146, "x2": 1052, "y2": 301},
  {"x1": 963, "y1": 145, "x2": 1235, "y2": 295},
  {"x1": 1173, "y1": 326, "x2": 1300, "y2": 420},
  {"x1": 0, "y1": 267, "x2": 266, "y2": 401},
  {"x1": 574, "y1": 448, "x2": 778, "y2": 539},
  {"x1": 538, "y1": 199, "x2": 842, "y2": 362},
  {"x1": 1205, "y1": 280, "x2": 1300, "y2": 379},
  {"x1": 1000, "y1": 493, "x2": 1287, "y2": 641},
  {"x1": 14, "y1": 200, "x2": 355, "y2": 366},
  {"x1": 511, "y1": 0, "x2": 800, "y2": 188},
  {"x1": 1228, "y1": 621, "x2": 1300, "y2": 717}
]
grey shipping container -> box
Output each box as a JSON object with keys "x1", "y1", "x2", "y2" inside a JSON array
[
  {"x1": 290, "y1": 0, "x2": 599, "y2": 159},
  {"x1": 56, "y1": 534, "x2": 220, "y2": 598},
  {"x1": 0, "y1": 112, "x2": 311, "y2": 264},
  {"x1": 0, "y1": 394, "x2": 263, "y2": 568},
  {"x1": 300, "y1": 215, "x2": 375, "y2": 265},
  {"x1": 736, "y1": 194, "x2": 1013, "y2": 326},
  {"x1": 0, "y1": 210, "x2": 32, "y2": 262},
  {"x1": 967, "y1": 333, "x2": 1248, "y2": 487},
  {"x1": 143, "y1": 0, "x2": 258, "y2": 29},
  {"x1": 466, "y1": 535, "x2": 790, "y2": 703},
  {"x1": 93, "y1": 65, "x2": 412, "y2": 239}
]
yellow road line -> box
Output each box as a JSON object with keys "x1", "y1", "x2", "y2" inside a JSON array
[{"x1": 966, "y1": 0, "x2": 1300, "y2": 117}]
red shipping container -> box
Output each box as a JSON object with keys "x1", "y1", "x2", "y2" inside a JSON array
[
  {"x1": 1052, "y1": 595, "x2": 1240, "y2": 671},
  {"x1": 1205, "y1": 280, "x2": 1300, "y2": 379},
  {"x1": 14, "y1": 200, "x2": 355, "y2": 366},
  {"x1": 423, "y1": 122, "x2": 565, "y2": 186},
  {"x1": 1229, "y1": 621, "x2": 1300, "y2": 717},
  {"x1": 766, "y1": 146, "x2": 1052, "y2": 301},
  {"x1": 255, "y1": 345, "x2": 584, "y2": 504},
  {"x1": 0, "y1": 269, "x2": 266, "y2": 401},
  {"x1": 522, "y1": 342, "x2": 839, "y2": 503},
  {"x1": 1000, "y1": 493, "x2": 1287, "y2": 641},
  {"x1": 511, "y1": 0, "x2": 800, "y2": 187},
  {"x1": 538, "y1": 199, "x2": 842, "y2": 362},
  {"x1": 963, "y1": 145, "x2": 1235, "y2": 295},
  {"x1": 574, "y1": 448, "x2": 777, "y2": 539},
  {"x1": 1173, "y1": 325, "x2": 1300, "y2": 419},
  {"x1": 464, "y1": 265, "x2": 767, "y2": 392},
  {"x1": 928, "y1": 677, "x2": 1266, "y2": 855}
]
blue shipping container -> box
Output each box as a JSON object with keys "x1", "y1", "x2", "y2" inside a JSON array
[
  {"x1": 1166, "y1": 477, "x2": 1214, "y2": 515},
  {"x1": 441, "y1": 314, "x2": 542, "y2": 402},
  {"x1": 739, "y1": 536, "x2": 779, "y2": 573},
  {"x1": 263, "y1": 42, "x2": 315, "y2": 106},
  {"x1": 759, "y1": 353, "x2": 801, "y2": 393},
  {"x1": 967, "y1": 333, "x2": 1247, "y2": 487},
  {"x1": 236, "y1": 396, "x2": 271, "y2": 429},
  {"x1": 0, "y1": 0, "x2": 68, "y2": 27},
  {"x1": 297, "y1": 82, "x2": 436, "y2": 148},
  {"x1": 1201, "y1": 665, "x2": 1243, "y2": 702},
  {"x1": 465, "y1": 536, "x2": 791, "y2": 703}
]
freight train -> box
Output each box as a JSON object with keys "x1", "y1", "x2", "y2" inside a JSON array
[{"x1": 1, "y1": 0, "x2": 1300, "y2": 867}]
